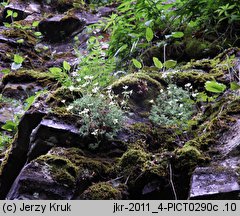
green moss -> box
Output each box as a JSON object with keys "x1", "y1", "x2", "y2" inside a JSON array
[
  {"x1": 111, "y1": 73, "x2": 163, "y2": 112},
  {"x1": 80, "y1": 182, "x2": 123, "y2": 200},
  {"x1": 185, "y1": 38, "x2": 220, "y2": 60},
  {"x1": 2, "y1": 28, "x2": 37, "y2": 47},
  {"x1": 181, "y1": 58, "x2": 220, "y2": 71},
  {"x1": 0, "y1": 146, "x2": 12, "y2": 176},
  {"x1": 130, "y1": 123, "x2": 180, "y2": 151},
  {"x1": 119, "y1": 148, "x2": 149, "y2": 170},
  {"x1": 2, "y1": 70, "x2": 56, "y2": 87},
  {"x1": 168, "y1": 69, "x2": 223, "y2": 90},
  {"x1": 185, "y1": 132, "x2": 215, "y2": 150},
  {"x1": 226, "y1": 98, "x2": 240, "y2": 114},
  {"x1": 175, "y1": 146, "x2": 207, "y2": 173},
  {"x1": 36, "y1": 154, "x2": 78, "y2": 187},
  {"x1": 112, "y1": 73, "x2": 162, "y2": 90},
  {"x1": 48, "y1": 147, "x2": 115, "y2": 178},
  {"x1": 143, "y1": 153, "x2": 169, "y2": 177},
  {"x1": 46, "y1": 86, "x2": 82, "y2": 107}
]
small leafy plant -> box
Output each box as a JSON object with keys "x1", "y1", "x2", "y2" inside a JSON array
[
  {"x1": 75, "y1": 36, "x2": 116, "y2": 89},
  {"x1": 204, "y1": 80, "x2": 226, "y2": 93},
  {"x1": 68, "y1": 94, "x2": 124, "y2": 139},
  {"x1": 49, "y1": 61, "x2": 73, "y2": 87},
  {"x1": 11, "y1": 54, "x2": 24, "y2": 70},
  {"x1": 149, "y1": 84, "x2": 194, "y2": 129}
]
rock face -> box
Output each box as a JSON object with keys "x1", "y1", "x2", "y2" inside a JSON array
[
  {"x1": 189, "y1": 111, "x2": 240, "y2": 199},
  {"x1": 38, "y1": 15, "x2": 86, "y2": 42},
  {"x1": 189, "y1": 167, "x2": 240, "y2": 199},
  {"x1": 1, "y1": 0, "x2": 240, "y2": 201},
  {"x1": 218, "y1": 119, "x2": 240, "y2": 157}
]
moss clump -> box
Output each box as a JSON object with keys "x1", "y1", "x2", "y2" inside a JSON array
[
  {"x1": 2, "y1": 70, "x2": 56, "y2": 87},
  {"x1": 112, "y1": 73, "x2": 162, "y2": 90},
  {"x1": 119, "y1": 148, "x2": 149, "y2": 170},
  {"x1": 130, "y1": 123, "x2": 177, "y2": 151},
  {"x1": 181, "y1": 58, "x2": 220, "y2": 72},
  {"x1": 226, "y1": 98, "x2": 240, "y2": 114},
  {"x1": 0, "y1": 146, "x2": 12, "y2": 176},
  {"x1": 36, "y1": 154, "x2": 78, "y2": 187},
  {"x1": 143, "y1": 153, "x2": 169, "y2": 177},
  {"x1": 111, "y1": 73, "x2": 163, "y2": 112},
  {"x1": 185, "y1": 132, "x2": 215, "y2": 151},
  {"x1": 48, "y1": 147, "x2": 115, "y2": 178},
  {"x1": 46, "y1": 86, "x2": 82, "y2": 107},
  {"x1": 175, "y1": 146, "x2": 206, "y2": 173},
  {"x1": 168, "y1": 70, "x2": 223, "y2": 90},
  {"x1": 80, "y1": 182, "x2": 124, "y2": 200},
  {"x1": 2, "y1": 28, "x2": 37, "y2": 47}
]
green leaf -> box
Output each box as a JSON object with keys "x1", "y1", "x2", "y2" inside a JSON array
[
  {"x1": 17, "y1": 39, "x2": 24, "y2": 44},
  {"x1": 13, "y1": 12, "x2": 18, "y2": 18},
  {"x1": 6, "y1": 10, "x2": 13, "y2": 18},
  {"x1": 171, "y1": 32, "x2": 184, "y2": 38},
  {"x1": 164, "y1": 60, "x2": 177, "y2": 69},
  {"x1": 14, "y1": 54, "x2": 24, "y2": 64},
  {"x1": 230, "y1": 82, "x2": 240, "y2": 90},
  {"x1": 49, "y1": 67, "x2": 62, "y2": 74},
  {"x1": 153, "y1": 57, "x2": 163, "y2": 69},
  {"x1": 34, "y1": 32, "x2": 42, "y2": 37},
  {"x1": 0, "y1": 69, "x2": 10, "y2": 74},
  {"x1": 205, "y1": 81, "x2": 226, "y2": 93},
  {"x1": 146, "y1": 27, "x2": 154, "y2": 42},
  {"x1": 3, "y1": 22, "x2": 11, "y2": 28},
  {"x1": 24, "y1": 91, "x2": 45, "y2": 111},
  {"x1": 32, "y1": 21, "x2": 40, "y2": 27},
  {"x1": 132, "y1": 59, "x2": 142, "y2": 69},
  {"x1": 1, "y1": 120, "x2": 17, "y2": 132},
  {"x1": 63, "y1": 61, "x2": 71, "y2": 71}
]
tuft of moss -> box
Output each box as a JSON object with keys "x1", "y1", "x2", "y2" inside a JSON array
[
  {"x1": 2, "y1": 70, "x2": 56, "y2": 87},
  {"x1": 46, "y1": 86, "x2": 82, "y2": 107},
  {"x1": 175, "y1": 146, "x2": 207, "y2": 174},
  {"x1": 80, "y1": 182, "x2": 124, "y2": 200},
  {"x1": 119, "y1": 148, "x2": 149, "y2": 170},
  {"x1": 35, "y1": 154, "x2": 78, "y2": 187},
  {"x1": 168, "y1": 70, "x2": 223, "y2": 90},
  {"x1": 112, "y1": 73, "x2": 162, "y2": 90}
]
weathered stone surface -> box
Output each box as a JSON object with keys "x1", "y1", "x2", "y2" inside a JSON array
[
  {"x1": 0, "y1": 0, "x2": 41, "y2": 25},
  {"x1": 27, "y1": 118, "x2": 82, "y2": 161},
  {"x1": 0, "y1": 111, "x2": 46, "y2": 199},
  {"x1": 38, "y1": 15, "x2": 86, "y2": 42},
  {"x1": 218, "y1": 119, "x2": 240, "y2": 157},
  {"x1": 2, "y1": 82, "x2": 43, "y2": 100},
  {"x1": 0, "y1": 99, "x2": 23, "y2": 126},
  {"x1": 189, "y1": 167, "x2": 240, "y2": 199},
  {"x1": 7, "y1": 155, "x2": 76, "y2": 200},
  {"x1": 7, "y1": 147, "x2": 114, "y2": 200}
]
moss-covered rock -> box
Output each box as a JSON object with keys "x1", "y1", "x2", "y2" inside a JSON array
[
  {"x1": 111, "y1": 73, "x2": 163, "y2": 113},
  {"x1": 175, "y1": 146, "x2": 207, "y2": 174},
  {"x1": 185, "y1": 38, "x2": 220, "y2": 60},
  {"x1": 38, "y1": 14, "x2": 86, "y2": 42},
  {"x1": 46, "y1": 86, "x2": 82, "y2": 107},
  {"x1": 130, "y1": 123, "x2": 179, "y2": 151},
  {"x1": 168, "y1": 69, "x2": 223, "y2": 90},
  {"x1": 36, "y1": 154, "x2": 78, "y2": 187},
  {"x1": 2, "y1": 69, "x2": 56, "y2": 87},
  {"x1": 80, "y1": 182, "x2": 126, "y2": 200}
]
